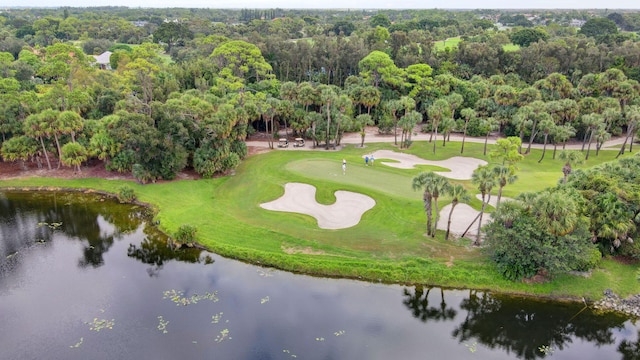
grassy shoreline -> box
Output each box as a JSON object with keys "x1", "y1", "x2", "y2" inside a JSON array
[{"x1": 2, "y1": 141, "x2": 639, "y2": 302}]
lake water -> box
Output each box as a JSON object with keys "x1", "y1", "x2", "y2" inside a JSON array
[{"x1": 1, "y1": 191, "x2": 638, "y2": 359}]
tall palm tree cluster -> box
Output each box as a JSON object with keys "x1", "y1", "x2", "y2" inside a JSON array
[{"x1": 484, "y1": 153, "x2": 640, "y2": 280}]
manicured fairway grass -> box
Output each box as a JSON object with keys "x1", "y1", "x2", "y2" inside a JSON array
[
  {"x1": 434, "y1": 37, "x2": 462, "y2": 51},
  {"x1": 2, "y1": 139, "x2": 639, "y2": 299},
  {"x1": 433, "y1": 36, "x2": 520, "y2": 53}
]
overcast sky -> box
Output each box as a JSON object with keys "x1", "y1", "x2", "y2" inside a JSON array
[{"x1": 2, "y1": 0, "x2": 638, "y2": 9}]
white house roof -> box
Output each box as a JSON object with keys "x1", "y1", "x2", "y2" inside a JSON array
[{"x1": 93, "y1": 51, "x2": 112, "y2": 65}]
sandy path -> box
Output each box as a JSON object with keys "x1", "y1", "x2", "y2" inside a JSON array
[
  {"x1": 365, "y1": 150, "x2": 487, "y2": 180},
  {"x1": 260, "y1": 183, "x2": 375, "y2": 230}
]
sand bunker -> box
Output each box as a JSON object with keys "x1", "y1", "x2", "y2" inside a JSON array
[
  {"x1": 436, "y1": 203, "x2": 493, "y2": 237},
  {"x1": 435, "y1": 194, "x2": 513, "y2": 237},
  {"x1": 260, "y1": 183, "x2": 376, "y2": 230},
  {"x1": 365, "y1": 150, "x2": 487, "y2": 180}
]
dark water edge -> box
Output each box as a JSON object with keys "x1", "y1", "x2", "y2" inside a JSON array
[{"x1": 1, "y1": 191, "x2": 639, "y2": 360}]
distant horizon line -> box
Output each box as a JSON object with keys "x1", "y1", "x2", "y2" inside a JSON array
[{"x1": 2, "y1": 6, "x2": 639, "y2": 10}]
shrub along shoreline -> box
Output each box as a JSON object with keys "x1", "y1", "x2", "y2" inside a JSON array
[{"x1": 1, "y1": 141, "x2": 639, "y2": 305}]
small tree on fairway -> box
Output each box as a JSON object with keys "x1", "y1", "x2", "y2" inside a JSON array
[
  {"x1": 412, "y1": 172, "x2": 444, "y2": 237},
  {"x1": 430, "y1": 175, "x2": 452, "y2": 238}
]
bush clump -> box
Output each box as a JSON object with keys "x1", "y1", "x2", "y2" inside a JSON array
[
  {"x1": 174, "y1": 224, "x2": 198, "y2": 246},
  {"x1": 116, "y1": 186, "x2": 136, "y2": 203}
]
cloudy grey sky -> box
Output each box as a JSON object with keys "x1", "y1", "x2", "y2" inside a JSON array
[{"x1": 2, "y1": 0, "x2": 638, "y2": 9}]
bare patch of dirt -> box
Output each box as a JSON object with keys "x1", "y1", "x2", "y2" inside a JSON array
[
  {"x1": 0, "y1": 159, "x2": 201, "y2": 182},
  {"x1": 445, "y1": 256, "x2": 455, "y2": 268},
  {"x1": 523, "y1": 270, "x2": 551, "y2": 284},
  {"x1": 612, "y1": 256, "x2": 640, "y2": 265},
  {"x1": 281, "y1": 246, "x2": 327, "y2": 256},
  {"x1": 247, "y1": 146, "x2": 271, "y2": 156}
]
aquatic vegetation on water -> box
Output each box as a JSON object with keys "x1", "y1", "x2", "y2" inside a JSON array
[
  {"x1": 69, "y1": 337, "x2": 83, "y2": 348},
  {"x1": 257, "y1": 269, "x2": 274, "y2": 277},
  {"x1": 465, "y1": 342, "x2": 477, "y2": 353},
  {"x1": 157, "y1": 316, "x2": 169, "y2": 334},
  {"x1": 162, "y1": 289, "x2": 219, "y2": 306},
  {"x1": 211, "y1": 312, "x2": 225, "y2": 324},
  {"x1": 260, "y1": 296, "x2": 270, "y2": 304},
  {"x1": 282, "y1": 349, "x2": 298, "y2": 358},
  {"x1": 37, "y1": 222, "x2": 62, "y2": 230},
  {"x1": 214, "y1": 329, "x2": 231, "y2": 343},
  {"x1": 87, "y1": 318, "x2": 114, "y2": 331},
  {"x1": 538, "y1": 345, "x2": 554, "y2": 355}
]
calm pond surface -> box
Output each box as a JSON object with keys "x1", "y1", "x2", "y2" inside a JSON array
[{"x1": 1, "y1": 191, "x2": 639, "y2": 360}]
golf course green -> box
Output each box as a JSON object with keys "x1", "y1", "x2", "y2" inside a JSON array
[{"x1": 1, "y1": 139, "x2": 639, "y2": 300}]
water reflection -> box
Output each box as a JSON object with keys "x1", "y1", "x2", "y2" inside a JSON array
[
  {"x1": 127, "y1": 227, "x2": 214, "y2": 277},
  {"x1": 402, "y1": 284, "x2": 632, "y2": 360},
  {"x1": 0, "y1": 191, "x2": 211, "y2": 272},
  {"x1": 402, "y1": 286, "x2": 457, "y2": 322},
  {"x1": 618, "y1": 331, "x2": 640, "y2": 359},
  {"x1": 423, "y1": 286, "x2": 629, "y2": 360}
]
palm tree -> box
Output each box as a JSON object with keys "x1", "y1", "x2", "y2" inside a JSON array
[
  {"x1": 360, "y1": 85, "x2": 381, "y2": 115},
  {"x1": 0, "y1": 135, "x2": 39, "y2": 170},
  {"x1": 440, "y1": 117, "x2": 456, "y2": 147},
  {"x1": 537, "y1": 117, "x2": 556, "y2": 163},
  {"x1": 491, "y1": 200, "x2": 525, "y2": 229},
  {"x1": 551, "y1": 124, "x2": 575, "y2": 159},
  {"x1": 581, "y1": 113, "x2": 603, "y2": 160},
  {"x1": 297, "y1": 82, "x2": 318, "y2": 112},
  {"x1": 459, "y1": 108, "x2": 476, "y2": 154},
  {"x1": 445, "y1": 184, "x2": 471, "y2": 240},
  {"x1": 386, "y1": 99, "x2": 403, "y2": 146},
  {"x1": 492, "y1": 165, "x2": 517, "y2": 208},
  {"x1": 534, "y1": 190, "x2": 579, "y2": 236},
  {"x1": 39, "y1": 109, "x2": 62, "y2": 168},
  {"x1": 332, "y1": 93, "x2": 353, "y2": 147},
  {"x1": 481, "y1": 118, "x2": 499, "y2": 156},
  {"x1": 23, "y1": 113, "x2": 52, "y2": 170},
  {"x1": 60, "y1": 142, "x2": 87, "y2": 173},
  {"x1": 617, "y1": 105, "x2": 640, "y2": 158},
  {"x1": 354, "y1": 114, "x2": 373, "y2": 147},
  {"x1": 430, "y1": 175, "x2": 451, "y2": 238},
  {"x1": 558, "y1": 150, "x2": 585, "y2": 184},
  {"x1": 594, "y1": 124, "x2": 611, "y2": 157},
  {"x1": 56, "y1": 110, "x2": 84, "y2": 143},
  {"x1": 399, "y1": 110, "x2": 421, "y2": 148},
  {"x1": 511, "y1": 106, "x2": 533, "y2": 153},
  {"x1": 471, "y1": 165, "x2": 497, "y2": 245},
  {"x1": 525, "y1": 101, "x2": 546, "y2": 154},
  {"x1": 412, "y1": 172, "x2": 441, "y2": 236},
  {"x1": 428, "y1": 99, "x2": 451, "y2": 154}
]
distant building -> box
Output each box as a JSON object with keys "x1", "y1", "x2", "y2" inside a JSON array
[
  {"x1": 93, "y1": 51, "x2": 112, "y2": 70},
  {"x1": 570, "y1": 19, "x2": 586, "y2": 27},
  {"x1": 131, "y1": 20, "x2": 149, "y2": 27}
]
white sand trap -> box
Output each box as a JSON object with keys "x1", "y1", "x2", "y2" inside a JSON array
[
  {"x1": 435, "y1": 195, "x2": 513, "y2": 238},
  {"x1": 366, "y1": 150, "x2": 487, "y2": 180},
  {"x1": 260, "y1": 183, "x2": 376, "y2": 230},
  {"x1": 436, "y1": 204, "x2": 493, "y2": 238},
  {"x1": 475, "y1": 194, "x2": 512, "y2": 209}
]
